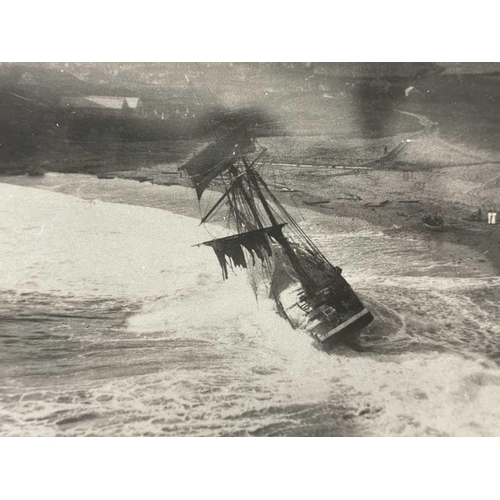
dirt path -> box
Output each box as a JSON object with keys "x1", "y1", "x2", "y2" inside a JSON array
[
  {"x1": 361, "y1": 109, "x2": 437, "y2": 168},
  {"x1": 396, "y1": 109, "x2": 436, "y2": 129}
]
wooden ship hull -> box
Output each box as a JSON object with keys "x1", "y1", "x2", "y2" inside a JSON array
[{"x1": 279, "y1": 282, "x2": 373, "y2": 347}]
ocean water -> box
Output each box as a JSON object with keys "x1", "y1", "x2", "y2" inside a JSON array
[{"x1": 2, "y1": 175, "x2": 500, "y2": 436}]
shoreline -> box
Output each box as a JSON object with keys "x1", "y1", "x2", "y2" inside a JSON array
[
  {"x1": 98, "y1": 167, "x2": 500, "y2": 277},
  {"x1": 2, "y1": 170, "x2": 497, "y2": 280},
  {"x1": 2, "y1": 109, "x2": 499, "y2": 276},
  {"x1": 286, "y1": 193, "x2": 500, "y2": 276}
]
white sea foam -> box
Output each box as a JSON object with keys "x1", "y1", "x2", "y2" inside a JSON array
[
  {"x1": 2, "y1": 180, "x2": 500, "y2": 436},
  {"x1": 0, "y1": 182, "x2": 218, "y2": 299}
]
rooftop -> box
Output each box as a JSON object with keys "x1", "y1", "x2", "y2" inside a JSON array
[{"x1": 60, "y1": 96, "x2": 140, "y2": 109}]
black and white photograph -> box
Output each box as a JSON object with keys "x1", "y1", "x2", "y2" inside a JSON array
[
  {"x1": 4, "y1": 1, "x2": 500, "y2": 494},
  {"x1": 2, "y1": 60, "x2": 500, "y2": 440}
]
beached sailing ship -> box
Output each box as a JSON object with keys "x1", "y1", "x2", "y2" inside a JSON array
[{"x1": 179, "y1": 125, "x2": 373, "y2": 348}]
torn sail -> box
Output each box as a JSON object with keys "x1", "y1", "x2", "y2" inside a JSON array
[
  {"x1": 200, "y1": 224, "x2": 286, "y2": 279},
  {"x1": 179, "y1": 125, "x2": 255, "y2": 200}
]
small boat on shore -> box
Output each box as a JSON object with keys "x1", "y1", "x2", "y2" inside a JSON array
[
  {"x1": 424, "y1": 223, "x2": 445, "y2": 232},
  {"x1": 423, "y1": 214, "x2": 445, "y2": 231}
]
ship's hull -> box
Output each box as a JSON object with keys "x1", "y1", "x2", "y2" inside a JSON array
[
  {"x1": 278, "y1": 282, "x2": 373, "y2": 347},
  {"x1": 320, "y1": 308, "x2": 374, "y2": 350}
]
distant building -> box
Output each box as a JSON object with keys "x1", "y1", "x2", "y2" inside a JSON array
[{"x1": 60, "y1": 96, "x2": 143, "y2": 115}]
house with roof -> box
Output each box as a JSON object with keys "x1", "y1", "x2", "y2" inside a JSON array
[{"x1": 60, "y1": 96, "x2": 143, "y2": 116}]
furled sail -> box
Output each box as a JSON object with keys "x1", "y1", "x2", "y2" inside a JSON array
[
  {"x1": 200, "y1": 224, "x2": 286, "y2": 279},
  {"x1": 179, "y1": 125, "x2": 255, "y2": 200}
]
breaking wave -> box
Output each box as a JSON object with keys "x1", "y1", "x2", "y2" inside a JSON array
[{"x1": 2, "y1": 177, "x2": 500, "y2": 436}]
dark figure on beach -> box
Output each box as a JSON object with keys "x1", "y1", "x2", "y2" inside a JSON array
[
  {"x1": 384, "y1": 146, "x2": 388, "y2": 155},
  {"x1": 477, "y1": 208, "x2": 482, "y2": 222}
]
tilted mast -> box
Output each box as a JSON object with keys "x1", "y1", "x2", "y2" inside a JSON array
[
  {"x1": 179, "y1": 125, "x2": 338, "y2": 292},
  {"x1": 179, "y1": 122, "x2": 373, "y2": 345}
]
